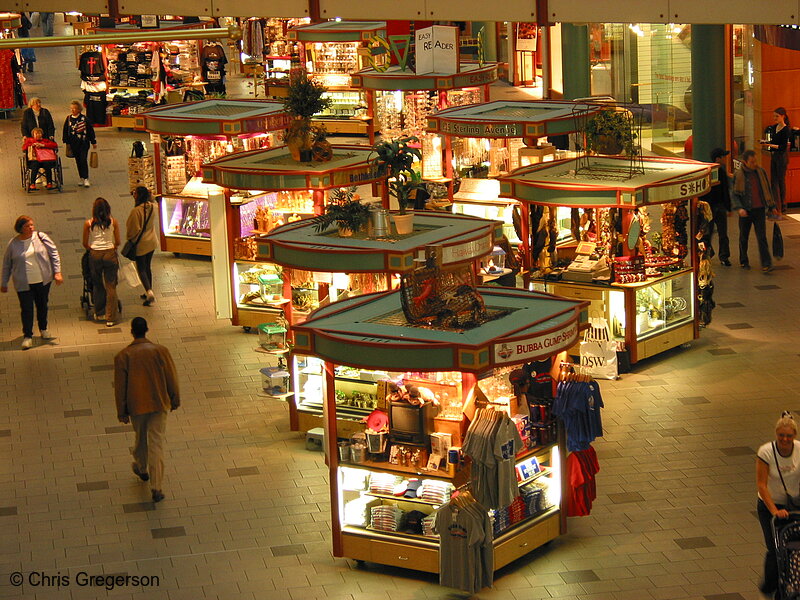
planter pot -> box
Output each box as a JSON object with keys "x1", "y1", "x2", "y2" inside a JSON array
[
  {"x1": 337, "y1": 225, "x2": 353, "y2": 237},
  {"x1": 299, "y1": 148, "x2": 313, "y2": 162},
  {"x1": 593, "y1": 134, "x2": 623, "y2": 155},
  {"x1": 392, "y1": 212, "x2": 414, "y2": 236}
]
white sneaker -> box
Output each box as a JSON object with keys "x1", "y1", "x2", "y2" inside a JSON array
[
  {"x1": 40, "y1": 330, "x2": 55, "y2": 340},
  {"x1": 21, "y1": 337, "x2": 32, "y2": 350},
  {"x1": 82, "y1": 179, "x2": 90, "y2": 188}
]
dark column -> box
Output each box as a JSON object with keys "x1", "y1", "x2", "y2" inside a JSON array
[
  {"x1": 691, "y1": 25, "x2": 726, "y2": 162},
  {"x1": 561, "y1": 24, "x2": 590, "y2": 100}
]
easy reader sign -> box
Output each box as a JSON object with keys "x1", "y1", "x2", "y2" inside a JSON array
[{"x1": 415, "y1": 25, "x2": 459, "y2": 75}]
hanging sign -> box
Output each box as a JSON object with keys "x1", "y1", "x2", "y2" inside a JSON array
[
  {"x1": 494, "y1": 323, "x2": 579, "y2": 364},
  {"x1": 415, "y1": 25, "x2": 459, "y2": 75},
  {"x1": 645, "y1": 173, "x2": 710, "y2": 203},
  {"x1": 516, "y1": 23, "x2": 538, "y2": 52}
]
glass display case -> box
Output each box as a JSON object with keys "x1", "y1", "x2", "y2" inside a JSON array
[{"x1": 234, "y1": 260, "x2": 287, "y2": 316}]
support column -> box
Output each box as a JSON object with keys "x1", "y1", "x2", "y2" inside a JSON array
[
  {"x1": 691, "y1": 25, "x2": 726, "y2": 161},
  {"x1": 560, "y1": 24, "x2": 590, "y2": 100}
]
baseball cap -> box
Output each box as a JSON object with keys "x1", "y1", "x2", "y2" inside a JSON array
[{"x1": 710, "y1": 147, "x2": 730, "y2": 160}]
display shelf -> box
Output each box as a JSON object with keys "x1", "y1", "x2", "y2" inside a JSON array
[
  {"x1": 363, "y1": 492, "x2": 445, "y2": 507},
  {"x1": 346, "y1": 526, "x2": 438, "y2": 545},
  {"x1": 340, "y1": 458, "x2": 460, "y2": 481}
]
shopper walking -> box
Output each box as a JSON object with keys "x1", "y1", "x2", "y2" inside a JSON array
[
  {"x1": 756, "y1": 412, "x2": 800, "y2": 597},
  {"x1": 1, "y1": 216, "x2": 63, "y2": 349},
  {"x1": 732, "y1": 150, "x2": 776, "y2": 273},
  {"x1": 114, "y1": 317, "x2": 180, "y2": 504},
  {"x1": 21, "y1": 97, "x2": 55, "y2": 139},
  {"x1": 82, "y1": 197, "x2": 120, "y2": 326},
  {"x1": 18, "y1": 13, "x2": 36, "y2": 72},
  {"x1": 125, "y1": 186, "x2": 158, "y2": 306},
  {"x1": 39, "y1": 12, "x2": 55, "y2": 37},
  {"x1": 62, "y1": 100, "x2": 96, "y2": 188},
  {"x1": 761, "y1": 107, "x2": 791, "y2": 218},
  {"x1": 22, "y1": 128, "x2": 59, "y2": 191},
  {"x1": 705, "y1": 148, "x2": 732, "y2": 266}
]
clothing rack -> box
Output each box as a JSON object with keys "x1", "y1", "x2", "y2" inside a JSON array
[{"x1": 558, "y1": 361, "x2": 592, "y2": 382}]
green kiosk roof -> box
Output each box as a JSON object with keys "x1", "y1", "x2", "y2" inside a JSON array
[
  {"x1": 426, "y1": 100, "x2": 603, "y2": 138},
  {"x1": 201, "y1": 144, "x2": 382, "y2": 191},
  {"x1": 293, "y1": 287, "x2": 588, "y2": 373},
  {"x1": 258, "y1": 212, "x2": 503, "y2": 273},
  {"x1": 288, "y1": 21, "x2": 387, "y2": 42},
  {"x1": 134, "y1": 99, "x2": 291, "y2": 137},
  {"x1": 352, "y1": 62, "x2": 499, "y2": 92},
  {"x1": 498, "y1": 155, "x2": 718, "y2": 207}
]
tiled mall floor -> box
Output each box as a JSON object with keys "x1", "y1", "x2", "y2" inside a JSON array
[{"x1": 0, "y1": 18, "x2": 794, "y2": 600}]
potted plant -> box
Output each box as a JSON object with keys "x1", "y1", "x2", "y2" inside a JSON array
[
  {"x1": 371, "y1": 135, "x2": 422, "y2": 235},
  {"x1": 585, "y1": 108, "x2": 638, "y2": 156},
  {"x1": 312, "y1": 186, "x2": 371, "y2": 237},
  {"x1": 283, "y1": 70, "x2": 332, "y2": 162}
]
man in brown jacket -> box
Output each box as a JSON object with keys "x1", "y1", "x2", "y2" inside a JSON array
[{"x1": 114, "y1": 317, "x2": 180, "y2": 503}]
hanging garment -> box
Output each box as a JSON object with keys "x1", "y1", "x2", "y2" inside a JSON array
[
  {"x1": 201, "y1": 43, "x2": 228, "y2": 94},
  {"x1": 565, "y1": 446, "x2": 600, "y2": 517},
  {"x1": 553, "y1": 380, "x2": 604, "y2": 452},
  {"x1": 78, "y1": 51, "x2": 105, "y2": 82},
  {"x1": 83, "y1": 91, "x2": 108, "y2": 126},
  {"x1": 434, "y1": 498, "x2": 493, "y2": 593}
]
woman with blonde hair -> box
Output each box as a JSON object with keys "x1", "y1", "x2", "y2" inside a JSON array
[
  {"x1": 756, "y1": 411, "x2": 800, "y2": 596},
  {"x1": 83, "y1": 197, "x2": 120, "y2": 326}
]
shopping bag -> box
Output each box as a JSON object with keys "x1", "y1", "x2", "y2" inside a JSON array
[
  {"x1": 34, "y1": 147, "x2": 56, "y2": 162},
  {"x1": 773, "y1": 222, "x2": 784, "y2": 260},
  {"x1": 120, "y1": 260, "x2": 141, "y2": 288},
  {"x1": 89, "y1": 151, "x2": 98, "y2": 169},
  {"x1": 579, "y1": 317, "x2": 618, "y2": 380}
]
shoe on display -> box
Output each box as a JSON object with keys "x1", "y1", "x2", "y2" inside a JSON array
[
  {"x1": 40, "y1": 330, "x2": 55, "y2": 340},
  {"x1": 132, "y1": 463, "x2": 149, "y2": 482},
  {"x1": 151, "y1": 489, "x2": 165, "y2": 503},
  {"x1": 21, "y1": 337, "x2": 32, "y2": 350},
  {"x1": 721, "y1": 259, "x2": 731, "y2": 267}
]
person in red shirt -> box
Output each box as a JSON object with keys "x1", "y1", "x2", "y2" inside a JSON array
[{"x1": 22, "y1": 127, "x2": 58, "y2": 191}]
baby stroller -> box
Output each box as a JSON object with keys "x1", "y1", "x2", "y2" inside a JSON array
[
  {"x1": 79, "y1": 250, "x2": 122, "y2": 320},
  {"x1": 773, "y1": 513, "x2": 800, "y2": 599}
]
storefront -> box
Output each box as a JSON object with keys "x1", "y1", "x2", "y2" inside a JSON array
[
  {"x1": 134, "y1": 99, "x2": 291, "y2": 256},
  {"x1": 200, "y1": 144, "x2": 384, "y2": 329},
  {"x1": 292, "y1": 284, "x2": 588, "y2": 578},
  {"x1": 498, "y1": 154, "x2": 718, "y2": 363},
  {"x1": 425, "y1": 100, "x2": 602, "y2": 246},
  {"x1": 286, "y1": 20, "x2": 388, "y2": 137},
  {"x1": 351, "y1": 61, "x2": 499, "y2": 143}
]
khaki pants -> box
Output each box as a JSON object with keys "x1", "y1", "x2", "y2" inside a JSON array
[{"x1": 130, "y1": 411, "x2": 167, "y2": 491}]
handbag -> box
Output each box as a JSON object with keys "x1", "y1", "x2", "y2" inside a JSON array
[
  {"x1": 89, "y1": 151, "x2": 98, "y2": 169},
  {"x1": 772, "y1": 442, "x2": 800, "y2": 510},
  {"x1": 121, "y1": 203, "x2": 153, "y2": 261},
  {"x1": 34, "y1": 147, "x2": 57, "y2": 162},
  {"x1": 65, "y1": 144, "x2": 74, "y2": 158},
  {"x1": 773, "y1": 222, "x2": 784, "y2": 260}
]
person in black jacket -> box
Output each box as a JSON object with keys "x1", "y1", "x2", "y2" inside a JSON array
[
  {"x1": 761, "y1": 107, "x2": 791, "y2": 217},
  {"x1": 62, "y1": 100, "x2": 97, "y2": 188},
  {"x1": 21, "y1": 98, "x2": 55, "y2": 139},
  {"x1": 705, "y1": 148, "x2": 733, "y2": 266}
]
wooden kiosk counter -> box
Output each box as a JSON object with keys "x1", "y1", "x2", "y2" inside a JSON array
[
  {"x1": 292, "y1": 286, "x2": 588, "y2": 574},
  {"x1": 134, "y1": 99, "x2": 291, "y2": 256},
  {"x1": 258, "y1": 212, "x2": 504, "y2": 432},
  {"x1": 498, "y1": 154, "x2": 718, "y2": 363}
]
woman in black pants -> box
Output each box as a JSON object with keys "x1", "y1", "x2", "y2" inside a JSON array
[
  {"x1": 761, "y1": 107, "x2": 791, "y2": 217},
  {"x1": 62, "y1": 100, "x2": 96, "y2": 188},
  {"x1": 125, "y1": 186, "x2": 157, "y2": 306}
]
